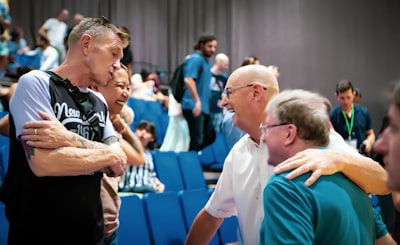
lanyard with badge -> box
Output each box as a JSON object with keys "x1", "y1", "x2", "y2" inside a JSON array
[{"x1": 342, "y1": 107, "x2": 357, "y2": 149}]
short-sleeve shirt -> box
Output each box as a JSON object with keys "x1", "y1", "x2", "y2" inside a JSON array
[
  {"x1": 4, "y1": 70, "x2": 115, "y2": 244},
  {"x1": 42, "y1": 18, "x2": 67, "y2": 49},
  {"x1": 330, "y1": 104, "x2": 373, "y2": 148},
  {"x1": 209, "y1": 72, "x2": 228, "y2": 113},
  {"x1": 260, "y1": 171, "x2": 375, "y2": 245},
  {"x1": 181, "y1": 51, "x2": 212, "y2": 114}
]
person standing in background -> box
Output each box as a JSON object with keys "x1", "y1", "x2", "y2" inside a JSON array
[
  {"x1": 64, "y1": 13, "x2": 84, "y2": 51},
  {"x1": 182, "y1": 34, "x2": 217, "y2": 151},
  {"x1": 209, "y1": 53, "x2": 229, "y2": 132},
  {"x1": 330, "y1": 79, "x2": 375, "y2": 153},
  {"x1": 39, "y1": 8, "x2": 69, "y2": 61},
  {"x1": 0, "y1": 0, "x2": 11, "y2": 77},
  {"x1": 119, "y1": 26, "x2": 133, "y2": 76}
]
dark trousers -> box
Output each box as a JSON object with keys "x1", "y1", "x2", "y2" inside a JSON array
[{"x1": 183, "y1": 110, "x2": 216, "y2": 151}]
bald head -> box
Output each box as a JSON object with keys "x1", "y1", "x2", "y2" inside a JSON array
[
  {"x1": 228, "y1": 64, "x2": 279, "y2": 94},
  {"x1": 214, "y1": 53, "x2": 229, "y2": 72},
  {"x1": 215, "y1": 53, "x2": 229, "y2": 63}
]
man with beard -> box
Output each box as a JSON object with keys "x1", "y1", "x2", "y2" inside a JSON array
[{"x1": 182, "y1": 34, "x2": 217, "y2": 151}]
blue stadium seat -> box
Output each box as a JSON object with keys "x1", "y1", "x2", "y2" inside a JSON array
[
  {"x1": 151, "y1": 151, "x2": 185, "y2": 192},
  {"x1": 14, "y1": 53, "x2": 40, "y2": 68},
  {"x1": 0, "y1": 202, "x2": 8, "y2": 244},
  {"x1": 146, "y1": 100, "x2": 163, "y2": 116},
  {"x1": 118, "y1": 193, "x2": 151, "y2": 245},
  {"x1": 143, "y1": 192, "x2": 187, "y2": 245},
  {"x1": 198, "y1": 132, "x2": 229, "y2": 171},
  {"x1": 177, "y1": 151, "x2": 207, "y2": 190},
  {"x1": 178, "y1": 189, "x2": 220, "y2": 245},
  {"x1": 0, "y1": 144, "x2": 9, "y2": 183},
  {"x1": 218, "y1": 215, "x2": 239, "y2": 244},
  {"x1": 212, "y1": 132, "x2": 229, "y2": 164},
  {"x1": 127, "y1": 97, "x2": 147, "y2": 116}
]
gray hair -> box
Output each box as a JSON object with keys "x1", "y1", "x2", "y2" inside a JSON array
[
  {"x1": 68, "y1": 17, "x2": 130, "y2": 49},
  {"x1": 267, "y1": 89, "x2": 331, "y2": 146}
]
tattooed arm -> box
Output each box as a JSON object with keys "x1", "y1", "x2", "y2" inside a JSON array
[{"x1": 21, "y1": 111, "x2": 127, "y2": 177}]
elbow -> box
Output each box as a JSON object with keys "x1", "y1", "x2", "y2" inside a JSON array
[
  {"x1": 28, "y1": 155, "x2": 52, "y2": 177},
  {"x1": 29, "y1": 160, "x2": 47, "y2": 177}
]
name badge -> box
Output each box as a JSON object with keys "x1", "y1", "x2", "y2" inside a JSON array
[{"x1": 345, "y1": 139, "x2": 357, "y2": 149}]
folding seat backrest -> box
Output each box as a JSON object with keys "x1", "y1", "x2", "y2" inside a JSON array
[
  {"x1": 151, "y1": 151, "x2": 185, "y2": 192},
  {"x1": 178, "y1": 189, "x2": 220, "y2": 245},
  {"x1": 118, "y1": 194, "x2": 151, "y2": 245},
  {"x1": 143, "y1": 192, "x2": 187, "y2": 245},
  {"x1": 0, "y1": 202, "x2": 8, "y2": 244},
  {"x1": 177, "y1": 151, "x2": 207, "y2": 190}
]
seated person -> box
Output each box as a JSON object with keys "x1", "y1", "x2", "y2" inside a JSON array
[
  {"x1": 119, "y1": 120, "x2": 165, "y2": 193},
  {"x1": 260, "y1": 89, "x2": 375, "y2": 244},
  {"x1": 20, "y1": 32, "x2": 59, "y2": 70},
  {"x1": 130, "y1": 70, "x2": 168, "y2": 108}
]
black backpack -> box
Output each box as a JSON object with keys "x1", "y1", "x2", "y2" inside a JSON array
[
  {"x1": 169, "y1": 63, "x2": 185, "y2": 103},
  {"x1": 169, "y1": 62, "x2": 203, "y2": 103}
]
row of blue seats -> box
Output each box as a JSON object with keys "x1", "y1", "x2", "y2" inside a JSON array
[
  {"x1": 127, "y1": 97, "x2": 169, "y2": 147},
  {"x1": 119, "y1": 191, "x2": 238, "y2": 245},
  {"x1": 0, "y1": 190, "x2": 238, "y2": 245}
]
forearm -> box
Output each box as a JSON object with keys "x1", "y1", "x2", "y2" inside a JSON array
[
  {"x1": 121, "y1": 128, "x2": 144, "y2": 154},
  {"x1": 185, "y1": 209, "x2": 223, "y2": 245},
  {"x1": 365, "y1": 132, "x2": 376, "y2": 144},
  {"x1": 0, "y1": 114, "x2": 9, "y2": 136},
  {"x1": 341, "y1": 152, "x2": 389, "y2": 194},
  {"x1": 184, "y1": 78, "x2": 200, "y2": 102},
  {"x1": 120, "y1": 138, "x2": 145, "y2": 165},
  {"x1": 29, "y1": 145, "x2": 120, "y2": 177}
]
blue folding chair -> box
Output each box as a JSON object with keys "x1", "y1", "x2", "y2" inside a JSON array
[
  {"x1": 0, "y1": 202, "x2": 8, "y2": 244},
  {"x1": 118, "y1": 194, "x2": 151, "y2": 245},
  {"x1": 151, "y1": 151, "x2": 185, "y2": 192},
  {"x1": 218, "y1": 215, "x2": 239, "y2": 244},
  {"x1": 177, "y1": 151, "x2": 207, "y2": 190},
  {"x1": 146, "y1": 100, "x2": 163, "y2": 116},
  {"x1": 143, "y1": 192, "x2": 187, "y2": 245},
  {"x1": 127, "y1": 97, "x2": 147, "y2": 116},
  {"x1": 178, "y1": 189, "x2": 220, "y2": 245}
]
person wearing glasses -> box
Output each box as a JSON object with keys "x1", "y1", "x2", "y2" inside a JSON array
[
  {"x1": 259, "y1": 89, "x2": 375, "y2": 244},
  {"x1": 185, "y1": 65, "x2": 389, "y2": 245},
  {"x1": 0, "y1": 17, "x2": 129, "y2": 244}
]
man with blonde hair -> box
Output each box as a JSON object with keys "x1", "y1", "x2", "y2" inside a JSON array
[{"x1": 0, "y1": 17, "x2": 129, "y2": 244}]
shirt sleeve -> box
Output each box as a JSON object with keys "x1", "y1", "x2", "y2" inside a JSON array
[
  {"x1": 205, "y1": 149, "x2": 237, "y2": 217},
  {"x1": 10, "y1": 70, "x2": 54, "y2": 138},
  {"x1": 374, "y1": 207, "x2": 388, "y2": 239},
  {"x1": 183, "y1": 54, "x2": 203, "y2": 80}
]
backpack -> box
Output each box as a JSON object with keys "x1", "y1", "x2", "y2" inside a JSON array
[
  {"x1": 169, "y1": 61, "x2": 203, "y2": 103},
  {"x1": 169, "y1": 63, "x2": 185, "y2": 103}
]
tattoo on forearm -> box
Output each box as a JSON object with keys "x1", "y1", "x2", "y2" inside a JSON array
[
  {"x1": 26, "y1": 146, "x2": 35, "y2": 161},
  {"x1": 71, "y1": 133, "x2": 110, "y2": 149},
  {"x1": 103, "y1": 136, "x2": 119, "y2": 146}
]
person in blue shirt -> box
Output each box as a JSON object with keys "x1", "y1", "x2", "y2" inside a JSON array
[
  {"x1": 182, "y1": 34, "x2": 217, "y2": 151},
  {"x1": 330, "y1": 79, "x2": 375, "y2": 154},
  {"x1": 260, "y1": 89, "x2": 374, "y2": 245}
]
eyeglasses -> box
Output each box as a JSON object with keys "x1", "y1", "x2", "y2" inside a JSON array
[
  {"x1": 260, "y1": 122, "x2": 290, "y2": 134},
  {"x1": 223, "y1": 83, "x2": 267, "y2": 99}
]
